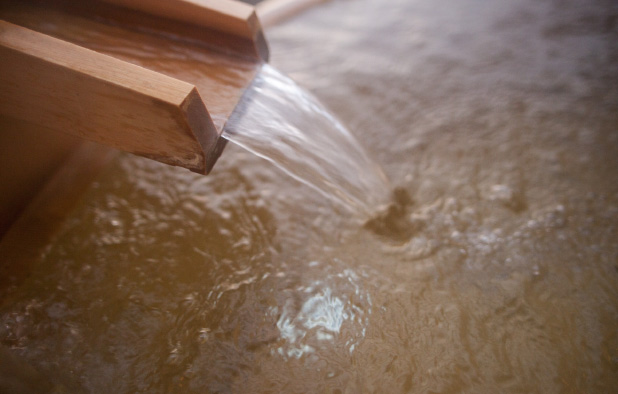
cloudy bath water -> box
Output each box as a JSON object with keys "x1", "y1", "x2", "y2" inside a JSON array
[{"x1": 1, "y1": 0, "x2": 617, "y2": 392}]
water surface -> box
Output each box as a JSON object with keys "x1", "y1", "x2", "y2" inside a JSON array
[{"x1": 1, "y1": 0, "x2": 617, "y2": 392}]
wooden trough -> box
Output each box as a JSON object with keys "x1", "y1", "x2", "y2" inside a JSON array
[
  {"x1": 0, "y1": 0, "x2": 268, "y2": 175},
  {"x1": 0, "y1": 0, "x2": 330, "y2": 240},
  {"x1": 0, "y1": 0, "x2": 271, "y2": 237}
]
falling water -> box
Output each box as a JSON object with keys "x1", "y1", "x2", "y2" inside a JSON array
[{"x1": 223, "y1": 65, "x2": 390, "y2": 217}]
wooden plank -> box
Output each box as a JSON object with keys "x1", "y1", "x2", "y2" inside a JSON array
[{"x1": 0, "y1": 20, "x2": 221, "y2": 174}]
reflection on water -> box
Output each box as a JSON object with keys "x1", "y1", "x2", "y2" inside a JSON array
[
  {"x1": 274, "y1": 266, "x2": 371, "y2": 359},
  {"x1": 1, "y1": 0, "x2": 618, "y2": 392}
]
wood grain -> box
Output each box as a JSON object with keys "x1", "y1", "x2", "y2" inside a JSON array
[{"x1": 0, "y1": 20, "x2": 220, "y2": 174}]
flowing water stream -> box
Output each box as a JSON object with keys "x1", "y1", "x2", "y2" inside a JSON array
[{"x1": 223, "y1": 64, "x2": 391, "y2": 217}]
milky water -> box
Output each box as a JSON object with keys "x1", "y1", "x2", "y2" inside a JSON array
[{"x1": 223, "y1": 64, "x2": 390, "y2": 217}]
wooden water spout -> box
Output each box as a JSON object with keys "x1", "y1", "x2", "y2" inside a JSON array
[
  {"x1": 0, "y1": 0, "x2": 329, "y2": 239},
  {"x1": 0, "y1": 0, "x2": 269, "y2": 175}
]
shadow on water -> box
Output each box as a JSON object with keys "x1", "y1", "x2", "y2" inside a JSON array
[{"x1": 364, "y1": 188, "x2": 422, "y2": 243}]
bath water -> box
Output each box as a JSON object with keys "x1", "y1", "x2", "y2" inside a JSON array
[
  {"x1": 223, "y1": 64, "x2": 391, "y2": 217},
  {"x1": 1, "y1": 0, "x2": 618, "y2": 392}
]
